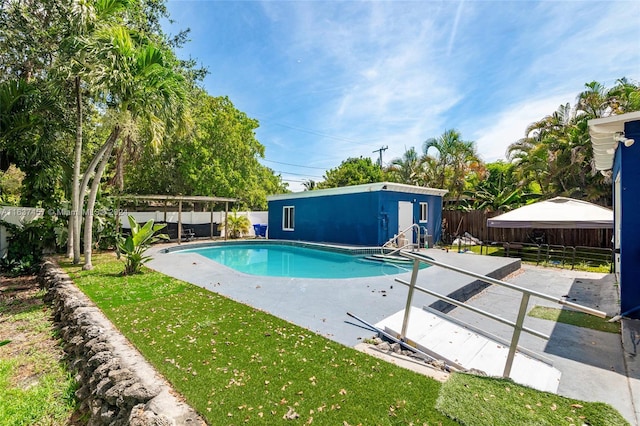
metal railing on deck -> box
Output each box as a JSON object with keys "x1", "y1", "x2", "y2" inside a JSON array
[
  {"x1": 481, "y1": 241, "x2": 613, "y2": 271},
  {"x1": 383, "y1": 223, "x2": 421, "y2": 256},
  {"x1": 395, "y1": 250, "x2": 606, "y2": 379}
]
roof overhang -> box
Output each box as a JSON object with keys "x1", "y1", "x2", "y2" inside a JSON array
[
  {"x1": 267, "y1": 182, "x2": 448, "y2": 202},
  {"x1": 589, "y1": 111, "x2": 640, "y2": 171}
]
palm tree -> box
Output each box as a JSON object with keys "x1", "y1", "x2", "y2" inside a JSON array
[
  {"x1": 386, "y1": 147, "x2": 421, "y2": 185},
  {"x1": 59, "y1": 0, "x2": 131, "y2": 262},
  {"x1": 422, "y1": 129, "x2": 483, "y2": 202},
  {"x1": 79, "y1": 26, "x2": 187, "y2": 270},
  {"x1": 606, "y1": 78, "x2": 640, "y2": 114},
  {"x1": 302, "y1": 180, "x2": 317, "y2": 191},
  {"x1": 224, "y1": 211, "x2": 251, "y2": 238},
  {"x1": 576, "y1": 81, "x2": 609, "y2": 119}
]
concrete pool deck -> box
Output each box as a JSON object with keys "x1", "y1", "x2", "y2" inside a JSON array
[
  {"x1": 146, "y1": 242, "x2": 639, "y2": 425},
  {"x1": 146, "y1": 243, "x2": 519, "y2": 346}
]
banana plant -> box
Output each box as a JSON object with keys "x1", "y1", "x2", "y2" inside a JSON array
[{"x1": 117, "y1": 215, "x2": 168, "y2": 275}]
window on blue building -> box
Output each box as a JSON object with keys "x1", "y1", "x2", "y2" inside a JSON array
[
  {"x1": 283, "y1": 206, "x2": 295, "y2": 230},
  {"x1": 419, "y1": 202, "x2": 428, "y2": 222}
]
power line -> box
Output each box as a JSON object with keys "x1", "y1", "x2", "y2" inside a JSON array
[
  {"x1": 261, "y1": 119, "x2": 367, "y2": 144},
  {"x1": 262, "y1": 158, "x2": 327, "y2": 170},
  {"x1": 254, "y1": 115, "x2": 384, "y2": 150},
  {"x1": 274, "y1": 170, "x2": 324, "y2": 179}
]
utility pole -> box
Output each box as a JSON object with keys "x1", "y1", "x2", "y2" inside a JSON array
[{"x1": 373, "y1": 145, "x2": 388, "y2": 168}]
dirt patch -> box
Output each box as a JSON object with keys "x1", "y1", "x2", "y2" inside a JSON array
[
  {"x1": 0, "y1": 275, "x2": 60, "y2": 362},
  {"x1": 0, "y1": 274, "x2": 82, "y2": 423},
  {"x1": 0, "y1": 275, "x2": 43, "y2": 314}
]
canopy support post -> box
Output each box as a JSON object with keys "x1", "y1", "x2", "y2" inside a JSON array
[
  {"x1": 224, "y1": 202, "x2": 229, "y2": 241},
  {"x1": 211, "y1": 203, "x2": 215, "y2": 240},
  {"x1": 178, "y1": 200, "x2": 182, "y2": 244}
]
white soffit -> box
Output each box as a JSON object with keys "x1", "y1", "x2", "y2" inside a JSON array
[{"x1": 589, "y1": 111, "x2": 640, "y2": 171}]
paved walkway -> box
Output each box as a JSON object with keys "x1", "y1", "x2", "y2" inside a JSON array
[
  {"x1": 443, "y1": 262, "x2": 639, "y2": 425},
  {"x1": 147, "y1": 243, "x2": 639, "y2": 425}
]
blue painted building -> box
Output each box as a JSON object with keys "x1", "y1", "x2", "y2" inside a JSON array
[
  {"x1": 590, "y1": 111, "x2": 640, "y2": 319},
  {"x1": 267, "y1": 182, "x2": 447, "y2": 247}
]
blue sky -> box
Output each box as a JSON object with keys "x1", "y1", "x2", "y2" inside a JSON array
[{"x1": 164, "y1": 1, "x2": 640, "y2": 191}]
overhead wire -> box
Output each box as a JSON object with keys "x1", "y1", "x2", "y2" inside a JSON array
[
  {"x1": 257, "y1": 118, "x2": 372, "y2": 145},
  {"x1": 262, "y1": 158, "x2": 327, "y2": 170},
  {"x1": 273, "y1": 170, "x2": 324, "y2": 178}
]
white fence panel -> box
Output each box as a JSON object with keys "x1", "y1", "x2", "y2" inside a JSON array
[{"x1": 119, "y1": 211, "x2": 269, "y2": 238}]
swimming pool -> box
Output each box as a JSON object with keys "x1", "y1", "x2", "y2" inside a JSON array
[{"x1": 176, "y1": 242, "x2": 417, "y2": 279}]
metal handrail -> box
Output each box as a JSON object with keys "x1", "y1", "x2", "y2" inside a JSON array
[
  {"x1": 386, "y1": 242, "x2": 418, "y2": 257},
  {"x1": 382, "y1": 223, "x2": 421, "y2": 254},
  {"x1": 395, "y1": 250, "x2": 606, "y2": 378}
]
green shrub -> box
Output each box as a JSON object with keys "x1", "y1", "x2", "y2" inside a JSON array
[
  {"x1": 0, "y1": 217, "x2": 60, "y2": 276},
  {"x1": 224, "y1": 210, "x2": 251, "y2": 238},
  {"x1": 116, "y1": 215, "x2": 168, "y2": 275}
]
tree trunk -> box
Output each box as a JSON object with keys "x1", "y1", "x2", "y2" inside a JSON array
[
  {"x1": 110, "y1": 145, "x2": 125, "y2": 190},
  {"x1": 67, "y1": 217, "x2": 74, "y2": 259},
  {"x1": 71, "y1": 135, "x2": 114, "y2": 263},
  {"x1": 69, "y1": 76, "x2": 83, "y2": 262},
  {"x1": 82, "y1": 127, "x2": 119, "y2": 271},
  {"x1": 79, "y1": 139, "x2": 113, "y2": 210}
]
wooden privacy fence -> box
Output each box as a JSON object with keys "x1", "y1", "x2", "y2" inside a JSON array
[{"x1": 442, "y1": 210, "x2": 613, "y2": 248}]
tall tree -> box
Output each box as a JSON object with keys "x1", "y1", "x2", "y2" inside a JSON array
[
  {"x1": 507, "y1": 80, "x2": 640, "y2": 205},
  {"x1": 386, "y1": 147, "x2": 421, "y2": 186},
  {"x1": 0, "y1": 0, "x2": 72, "y2": 207},
  {"x1": 318, "y1": 157, "x2": 384, "y2": 189},
  {"x1": 124, "y1": 93, "x2": 286, "y2": 209},
  {"x1": 422, "y1": 129, "x2": 483, "y2": 203},
  {"x1": 461, "y1": 161, "x2": 539, "y2": 212},
  {"x1": 61, "y1": 0, "x2": 133, "y2": 262},
  {"x1": 79, "y1": 27, "x2": 188, "y2": 270}
]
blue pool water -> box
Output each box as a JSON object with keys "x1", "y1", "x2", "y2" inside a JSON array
[{"x1": 178, "y1": 243, "x2": 416, "y2": 279}]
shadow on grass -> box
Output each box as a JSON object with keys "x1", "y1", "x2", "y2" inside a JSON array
[
  {"x1": 0, "y1": 276, "x2": 45, "y2": 317},
  {"x1": 540, "y1": 274, "x2": 638, "y2": 382}
]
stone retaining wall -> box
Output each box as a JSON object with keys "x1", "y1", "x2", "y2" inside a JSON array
[{"x1": 39, "y1": 260, "x2": 206, "y2": 426}]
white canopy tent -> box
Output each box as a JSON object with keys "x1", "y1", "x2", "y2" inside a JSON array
[{"x1": 487, "y1": 197, "x2": 613, "y2": 229}]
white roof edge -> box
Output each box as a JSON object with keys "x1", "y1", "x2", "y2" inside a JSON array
[
  {"x1": 546, "y1": 196, "x2": 613, "y2": 212},
  {"x1": 588, "y1": 110, "x2": 640, "y2": 127},
  {"x1": 267, "y1": 182, "x2": 448, "y2": 201},
  {"x1": 589, "y1": 111, "x2": 640, "y2": 171}
]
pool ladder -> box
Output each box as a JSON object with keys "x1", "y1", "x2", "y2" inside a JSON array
[{"x1": 364, "y1": 224, "x2": 421, "y2": 265}]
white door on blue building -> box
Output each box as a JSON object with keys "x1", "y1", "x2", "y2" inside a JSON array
[{"x1": 398, "y1": 201, "x2": 414, "y2": 245}]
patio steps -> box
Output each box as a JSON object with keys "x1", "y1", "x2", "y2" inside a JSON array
[
  {"x1": 375, "y1": 307, "x2": 561, "y2": 393},
  {"x1": 364, "y1": 253, "x2": 413, "y2": 264}
]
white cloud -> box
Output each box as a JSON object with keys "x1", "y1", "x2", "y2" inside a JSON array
[
  {"x1": 172, "y1": 1, "x2": 640, "y2": 186},
  {"x1": 471, "y1": 92, "x2": 576, "y2": 162},
  {"x1": 267, "y1": 2, "x2": 464, "y2": 166}
]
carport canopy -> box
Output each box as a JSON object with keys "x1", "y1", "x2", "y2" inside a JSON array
[
  {"x1": 487, "y1": 197, "x2": 613, "y2": 229},
  {"x1": 118, "y1": 194, "x2": 238, "y2": 242}
]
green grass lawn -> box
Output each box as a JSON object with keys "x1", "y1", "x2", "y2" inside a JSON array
[
  {"x1": 62, "y1": 253, "x2": 452, "y2": 425},
  {"x1": 61, "y1": 253, "x2": 628, "y2": 425},
  {"x1": 437, "y1": 373, "x2": 628, "y2": 426},
  {"x1": 528, "y1": 306, "x2": 621, "y2": 334}
]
